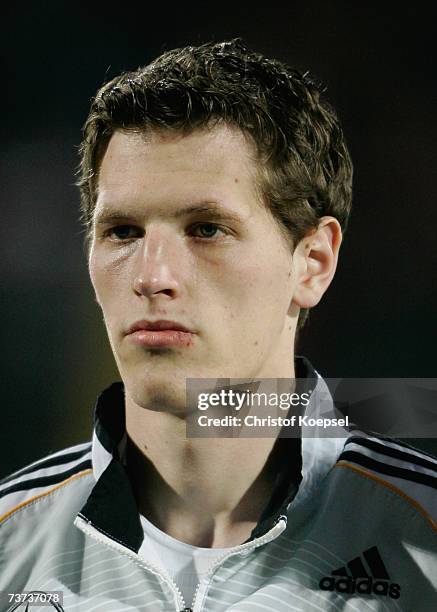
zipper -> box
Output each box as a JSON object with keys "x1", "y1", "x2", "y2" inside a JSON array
[
  {"x1": 74, "y1": 515, "x2": 187, "y2": 611},
  {"x1": 75, "y1": 514, "x2": 287, "y2": 612},
  {"x1": 189, "y1": 516, "x2": 287, "y2": 612}
]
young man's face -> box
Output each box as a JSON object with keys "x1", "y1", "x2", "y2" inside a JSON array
[{"x1": 89, "y1": 125, "x2": 302, "y2": 414}]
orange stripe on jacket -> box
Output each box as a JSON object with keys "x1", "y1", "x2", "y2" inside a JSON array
[
  {"x1": 0, "y1": 469, "x2": 93, "y2": 524},
  {"x1": 336, "y1": 461, "x2": 437, "y2": 535}
]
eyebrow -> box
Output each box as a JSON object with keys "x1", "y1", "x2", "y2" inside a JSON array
[{"x1": 93, "y1": 202, "x2": 246, "y2": 226}]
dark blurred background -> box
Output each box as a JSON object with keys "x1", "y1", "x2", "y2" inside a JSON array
[{"x1": 2, "y1": 2, "x2": 436, "y2": 478}]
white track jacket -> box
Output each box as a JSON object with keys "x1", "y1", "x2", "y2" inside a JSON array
[{"x1": 1, "y1": 358, "x2": 437, "y2": 611}]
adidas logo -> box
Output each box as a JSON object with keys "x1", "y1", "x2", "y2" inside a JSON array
[{"x1": 319, "y1": 546, "x2": 400, "y2": 600}]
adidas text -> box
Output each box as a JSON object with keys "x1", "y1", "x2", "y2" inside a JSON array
[{"x1": 319, "y1": 576, "x2": 401, "y2": 599}]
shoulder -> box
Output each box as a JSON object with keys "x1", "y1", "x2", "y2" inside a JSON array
[
  {"x1": 336, "y1": 432, "x2": 437, "y2": 530},
  {"x1": 0, "y1": 442, "x2": 93, "y2": 524}
]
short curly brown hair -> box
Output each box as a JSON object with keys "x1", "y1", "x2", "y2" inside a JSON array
[{"x1": 77, "y1": 39, "x2": 353, "y2": 329}]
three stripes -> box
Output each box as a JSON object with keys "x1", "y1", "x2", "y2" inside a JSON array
[
  {"x1": 331, "y1": 546, "x2": 390, "y2": 580},
  {"x1": 339, "y1": 435, "x2": 437, "y2": 489},
  {"x1": 0, "y1": 443, "x2": 92, "y2": 502}
]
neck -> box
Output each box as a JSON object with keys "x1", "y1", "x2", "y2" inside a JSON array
[{"x1": 125, "y1": 358, "x2": 298, "y2": 548}]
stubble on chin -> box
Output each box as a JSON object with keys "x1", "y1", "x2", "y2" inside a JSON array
[{"x1": 126, "y1": 376, "x2": 191, "y2": 417}]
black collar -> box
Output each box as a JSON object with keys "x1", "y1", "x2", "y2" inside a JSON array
[{"x1": 78, "y1": 356, "x2": 318, "y2": 553}]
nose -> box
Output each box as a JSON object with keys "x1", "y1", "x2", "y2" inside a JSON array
[{"x1": 133, "y1": 226, "x2": 183, "y2": 300}]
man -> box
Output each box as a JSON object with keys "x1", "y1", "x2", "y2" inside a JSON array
[{"x1": 1, "y1": 39, "x2": 436, "y2": 611}]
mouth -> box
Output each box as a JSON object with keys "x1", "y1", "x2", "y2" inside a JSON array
[{"x1": 125, "y1": 320, "x2": 196, "y2": 348}]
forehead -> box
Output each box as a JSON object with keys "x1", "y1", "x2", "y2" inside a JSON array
[{"x1": 95, "y1": 125, "x2": 261, "y2": 216}]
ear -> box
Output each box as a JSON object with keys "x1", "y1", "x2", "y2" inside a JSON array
[{"x1": 291, "y1": 216, "x2": 342, "y2": 309}]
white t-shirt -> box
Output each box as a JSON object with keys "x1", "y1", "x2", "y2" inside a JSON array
[
  {"x1": 138, "y1": 514, "x2": 234, "y2": 607},
  {"x1": 119, "y1": 436, "x2": 235, "y2": 605}
]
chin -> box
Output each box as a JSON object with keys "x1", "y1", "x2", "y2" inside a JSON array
[{"x1": 124, "y1": 373, "x2": 190, "y2": 415}]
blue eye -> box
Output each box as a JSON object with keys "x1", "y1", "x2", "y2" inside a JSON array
[
  {"x1": 107, "y1": 225, "x2": 139, "y2": 240},
  {"x1": 198, "y1": 223, "x2": 218, "y2": 237},
  {"x1": 192, "y1": 223, "x2": 224, "y2": 239}
]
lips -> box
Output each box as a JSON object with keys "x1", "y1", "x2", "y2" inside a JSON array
[
  {"x1": 125, "y1": 319, "x2": 195, "y2": 348},
  {"x1": 126, "y1": 319, "x2": 193, "y2": 334}
]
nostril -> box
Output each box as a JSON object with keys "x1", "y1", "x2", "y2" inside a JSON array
[{"x1": 133, "y1": 275, "x2": 178, "y2": 299}]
